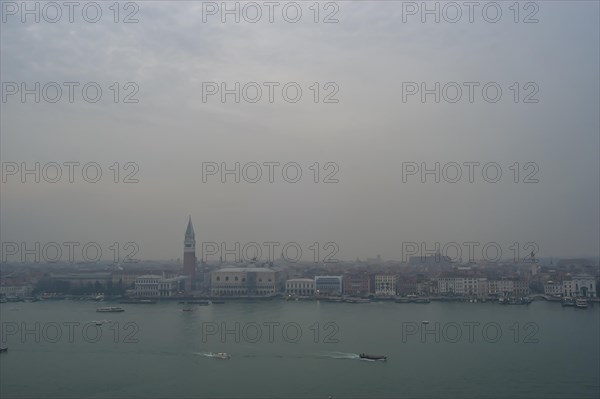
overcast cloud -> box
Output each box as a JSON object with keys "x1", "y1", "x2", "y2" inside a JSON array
[{"x1": 1, "y1": 1, "x2": 598, "y2": 261}]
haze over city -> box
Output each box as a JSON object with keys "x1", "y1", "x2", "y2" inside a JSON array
[{"x1": 1, "y1": 1, "x2": 599, "y2": 262}]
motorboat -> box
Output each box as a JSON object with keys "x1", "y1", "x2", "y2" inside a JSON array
[
  {"x1": 96, "y1": 307, "x2": 125, "y2": 313},
  {"x1": 214, "y1": 352, "x2": 231, "y2": 359},
  {"x1": 359, "y1": 353, "x2": 387, "y2": 361},
  {"x1": 0, "y1": 347, "x2": 7, "y2": 353}
]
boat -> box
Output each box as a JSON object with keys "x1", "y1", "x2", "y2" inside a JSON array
[
  {"x1": 187, "y1": 301, "x2": 210, "y2": 305},
  {"x1": 96, "y1": 306, "x2": 125, "y2": 313},
  {"x1": 182, "y1": 308, "x2": 194, "y2": 312},
  {"x1": 561, "y1": 297, "x2": 576, "y2": 307},
  {"x1": 213, "y1": 352, "x2": 231, "y2": 359},
  {"x1": 344, "y1": 298, "x2": 371, "y2": 304},
  {"x1": 0, "y1": 347, "x2": 7, "y2": 353},
  {"x1": 211, "y1": 300, "x2": 225, "y2": 304},
  {"x1": 576, "y1": 298, "x2": 589, "y2": 308},
  {"x1": 359, "y1": 353, "x2": 387, "y2": 361},
  {"x1": 421, "y1": 320, "x2": 430, "y2": 324}
]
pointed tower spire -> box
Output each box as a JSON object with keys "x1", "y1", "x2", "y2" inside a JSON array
[
  {"x1": 183, "y1": 216, "x2": 197, "y2": 291},
  {"x1": 185, "y1": 216, "x2": 195, "y2": 238}
]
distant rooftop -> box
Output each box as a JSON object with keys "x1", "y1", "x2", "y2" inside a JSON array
[{"x1": 214, "y1": 266, "x2": 274, "y2": 273}]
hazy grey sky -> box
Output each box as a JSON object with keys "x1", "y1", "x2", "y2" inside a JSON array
[{"x1": 1, "y1": 1, "x2": 599, "y2": 262}]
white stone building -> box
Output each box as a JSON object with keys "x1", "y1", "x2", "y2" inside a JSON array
[
  {"x1": 285, "y1": 278, "x2": 315, "y2": 296},
  {"x1": 375, "y1": 275, "x2": 397, "y2": 296}
]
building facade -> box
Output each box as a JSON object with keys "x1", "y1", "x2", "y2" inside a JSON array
[
  {"x1": 563, "y1": 275, "x2": 596, "y2": 297},
  {"x1": 285, "y1": 278, "x2": 315, "y2": 296},
  {"x1": 314, "y1": 276, "x2": 342, "y2": 296},
  {"x1": 343, "y1": 273, "x2": 371, "y2": 296},
  {"x1": 134, "y1": 275, "x2": 186, "y2": 297},
  {"x1": 374, "y1": 275, "x2": 396, "y2": 296},
  {"x1": 211, "y1": 267, "x2": 276, "y2": 297},
  {"x1": 544, "y1": 281, "x2": 562, "y2": 296}
]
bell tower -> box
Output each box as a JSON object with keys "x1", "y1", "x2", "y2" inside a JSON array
[{"x1": 183, "y1": 216, "x2": 197, "y2": 290}]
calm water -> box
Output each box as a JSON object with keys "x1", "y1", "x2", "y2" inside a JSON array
[{"x1": 1, "y1": 299, "x2": 598, "y2": 399}]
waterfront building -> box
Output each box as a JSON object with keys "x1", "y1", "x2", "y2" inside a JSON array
[
  {"x1": 285, "y1": 278, "x2": 315, "y2": 296},
  {"x1": 487, "y1": 278, "x2": 530, "y2": 297},
  {"x1": 134, "y1": 274, "x2": 186, "y2": 297},
  {"x1": 544, "y1": 281, "x2": 562, "y2": 296},
  {"x1": 437, "y1": 276, "x2": 465, "y2": 296},
  {"x1": 112, "y1": 272, "x2": 145, "y2": 288},
  {"x1": 49, "y1": 272, "x2": 112, "y2": 288},
  {"x1": 374, "y1": 275, "x2": 396, "y2": 296},
  {"x1": 211, "y1": 267, "x2": 276, "y2": 297},
  {"x1": 343, "y1": 272, "x2": 371, "y2": 296},
  {"x1": 513, "y1": 279, "x2": 530, "y2": 297},
  {"x1": 563, "y1": 275, "x2": 596, "y2": 297},
  {"x1": 0, "y1": 284, "x2": 32, "y2": 298},
  {"x1": 314, "y1": 276, "x2": 342, "y2": 296},
  {"x1": 397, "y1": 276, "x2": 418, "y2": 296}
]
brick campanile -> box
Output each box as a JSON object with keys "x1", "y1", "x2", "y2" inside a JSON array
[{"x1": 183, "y1": 216, "x2": 196, "y2": 290}]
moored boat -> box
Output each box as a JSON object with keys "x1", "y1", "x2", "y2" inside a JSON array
[
  {"x1": 561, "y1": 297, "x2": 576, "y2": 307},
  {"x1": 0, "y1": 347, "x2": 7, "y2": 353},
  {"x1": 344, "y1": 298, "x2": 371, "y2": 304},
  {"x1": 576, "y1": 298, "x2": 589, "y2": 308}
]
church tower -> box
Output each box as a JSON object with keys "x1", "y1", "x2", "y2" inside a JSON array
[{"x1": 183, "y1": 216, "x2": 197, "y2": 290}]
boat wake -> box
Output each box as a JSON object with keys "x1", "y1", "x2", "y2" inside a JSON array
[
  {"x1": 321, "y1": 352, "x2": 360, "y2": 360},
  {"x1": 193, "y1": 351, "x2": 231, "y2": 359},
  {"x1": 194, "y1": 352, "x2": 220, "y2": 358}
]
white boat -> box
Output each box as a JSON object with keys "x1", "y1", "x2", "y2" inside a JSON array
[
  {"x1": 214, "y1": 352, "x2": 230, "y2": 359},
  {"x1": 421, "y1": 320, "x2": 430, "y2": 324},
  {"x1": 576, "y1": 298, "x2": 589, "y2": 308}
]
